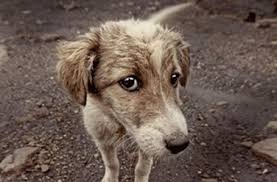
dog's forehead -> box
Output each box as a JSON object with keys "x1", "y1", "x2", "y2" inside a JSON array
[{"x1": 97, "y1": 20, "x2": 181, "y2": 75}]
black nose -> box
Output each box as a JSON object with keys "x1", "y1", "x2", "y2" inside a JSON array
[{"x1": 165, "y1": 138, "x2": 190, "y2": 154}]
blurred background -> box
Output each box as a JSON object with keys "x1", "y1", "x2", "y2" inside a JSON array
[{"x1": 0, "y1": 0, "x2": 276, "y2": 181}]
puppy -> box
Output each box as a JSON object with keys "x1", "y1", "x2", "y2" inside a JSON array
[{"x1": 57, "y1": 2, "x2": 193, "y2": 182}]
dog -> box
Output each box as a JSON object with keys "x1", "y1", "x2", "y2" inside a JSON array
[{"x1": 56, "y1": 2, "x2": 194, "y2": 182}]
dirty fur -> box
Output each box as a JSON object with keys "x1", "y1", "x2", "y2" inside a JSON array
[{"x1": 56, "y1": 3, "x2": 193, "y2": 182}]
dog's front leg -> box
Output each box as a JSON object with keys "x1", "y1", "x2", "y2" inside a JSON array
[
  {"x1": 135, "y1": 150, "x2": 153, "y2": 182},
  {"x1": 98, "y1": 144, "x2": 119, "y2": 182}
]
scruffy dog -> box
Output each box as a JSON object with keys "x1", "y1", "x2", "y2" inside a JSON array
[{"x1": 57, "y1": 2, "x2": 193, "y2": 182}]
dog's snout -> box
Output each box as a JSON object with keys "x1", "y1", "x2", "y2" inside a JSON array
[{"x1": 165, "y1": 137, "x2": 189, "y2": 154}]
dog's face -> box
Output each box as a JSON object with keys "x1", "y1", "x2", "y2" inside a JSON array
[{"x1": 57, "y1": 20, "x2": 190, "y2": 157}]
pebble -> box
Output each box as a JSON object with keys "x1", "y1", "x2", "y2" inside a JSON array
[
  {"x1": 252, "y1": 138, "x2": 277, "y2": 165},
  {"x1": 21, "y1": 10, "x2": 31, "y2": 14},
  {"x1": 265, "y1": 121, "x2": 277, "y2": 131},
  {"x1": 250, "y1": 163, "x2": 260, "y2": 169},
  {"x1": 41, "y1": 164, "x2": 50, "y2": 172},
  {"x1": 216, "y1": 101, "x2": 228, "y2": 106},
  {"x1": 0, "y1": 147, "x2": 39, "y2": 173},
  {"x1": 200, "y1": 142, "x2": 207, "y2": 147},
  {"x1": 93, "y1": 153, "x2": 100, "y2": 159},
  {"x1": 15, "y1": 114, "x2": 34, "y2": 122},
  {"x1": 0, "y1": 44, "x2": 9, "y2": 66},
  {"x1": 270, "y1": 41, "x2": 277, "y2": 46},
  {"x1": 240, "y1": 141, "x2": 254, "y2": 148}
]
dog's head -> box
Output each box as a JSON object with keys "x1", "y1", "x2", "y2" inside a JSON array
[{"x1": 57, "y1": 20, "x2": 190, "y2": 157}]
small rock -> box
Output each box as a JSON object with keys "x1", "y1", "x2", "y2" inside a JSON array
[
  {"x1": 240, "y1": 141, "x2": 254, "y2": 148},
  {"x1": 127, "y1": 2, "x2": 134, "y2": 6},
  {"x1": 3, "y1": 20, "x2": 9, "y2": 25},
  {"x1": 119, "y1": 2, "x2": 124, "y2": 7},
  {"x1": 262, "y1": 168, "x2": 270, "y2": 174},
  {"x1": 216, "y1": 101, "x2": 228, "y2": 106},
  {"x1": 252, "y1": 138, "x2": 277, "y2": 165},
  {"x1": 40, "y1": 33, "x2": 64, "y2": 42},
  {"x1": 0, "y1": 147, "x2": 39, "y2": 173},
  {"x1": 270, "y1": 41, "x2": 277, "y2": 46},
  {"x1": 93, "y1": 153, "x2": 99, "y2": 159},
  {"x1": 35, "y1": 19, "x2": 44, "y2": 25},
  {"x1": 38, "y1": 149, "x2": 48, "y2": 164},
  {"x1": 15, "y1": 114, "x2": 34, "y2": 122},
  {"x1": 40, "y1": 164, "x2": 50, "y2": 172},
  {"x1": 250, "y1": 163, "x2": 260, "y2": 169},
  {"x1": 201, "y1": 178, "x2": 218, "y2": 182},
  {"x1": 21, "y1": 10, "x2": 31, "y2": 14},
  {"x1": 265, "y1": 121, "x2": 277, "y2": 131},
  {"x1": 0, "y1": 44, "x2": 9, "y2": 66},
  {"x1": 21, "y1": 174, "x2": 28, "y2": 180},
  {"x1": 200, "y1": 142, "x2": 207, "y2": 147},
  {"x1": 34, "y1": 107, "x2": 49, "y2": 119}
]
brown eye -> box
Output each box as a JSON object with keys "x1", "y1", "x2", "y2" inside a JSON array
[
  {"x1": 170, "y1": 73, "x2": 180, "y2": 87},
  {"x1": 119, "y1": 76, "x2": 139, "y2": 92}
]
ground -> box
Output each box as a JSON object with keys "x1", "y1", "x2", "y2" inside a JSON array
[{"x1": 0, "y1": 0, "x2": 277, "y2": 182}]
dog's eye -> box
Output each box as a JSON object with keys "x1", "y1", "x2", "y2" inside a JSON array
[
  {"x1": 170, "y1": 73, "x2": 180, "y2": 87},
  {"x1": 119, "y1": 76, "x2": 139, "y2": 92}
]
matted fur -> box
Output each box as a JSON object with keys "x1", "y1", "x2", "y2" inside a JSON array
[{"x1": 56, "y1": 3, "x2": 193, "y2": 182}]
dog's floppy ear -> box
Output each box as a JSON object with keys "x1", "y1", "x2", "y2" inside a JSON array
[
  {"x1": 177, "y1": 41, "x2": 190, "y2": 87},
  {"x1": 56, "y1": 29, "x2": 99, "y2": 106}
]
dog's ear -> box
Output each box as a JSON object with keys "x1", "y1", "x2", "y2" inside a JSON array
[
  {"x1": 56, "y1": 30, "x2": 99, "y2": 106},
  {"x1": 177, "y1": 41, "x2": 190, "y2": 87}
]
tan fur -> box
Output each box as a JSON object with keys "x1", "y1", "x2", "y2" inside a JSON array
[{"x1": 56, "y1": 3, "x2": 192, "y2": 182}]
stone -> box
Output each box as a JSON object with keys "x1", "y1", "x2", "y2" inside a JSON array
[
  {"x1": 240, "y1": 141, "x2": 254, "y2": 148},
  {"x1": 200, "y1": 142, "x2": 207, "y2": 147},
  {"x1": 216, "y1": 101, "x2": 228, "y2": 106},
  {"x1": 252, "y1": 138, "x2": 277, "y2": 165},
  {"x1": 265, "y1": 121, "x2": 277, "y2": 131},
  {"x1": 93, "y1": 153, "x2": 100, "y2": 159},
  {"x1": 270, "y1": 41, "x2": 277, "y2": 46},
  {"x1": 15, "y1": 114, "x2": 34, "y2": 122},
  {"x1": 40, "y1": 164, "x2": 50, "y2": 172},
  {"x1": 0, "y1": 147, "x2": 39, "y2": 173},
  {"x1": 0, "y1": 44, "x2": 9, "y2": 66},
  {"x1": 201, "y1": 178, "x2": 218, "y2": 182},
  {"x1": 21, "y1": 10, "x2": 31, "y2": 14},
  {"x1": 34, "y1": 107, "x2": 49, "y2": 119}
]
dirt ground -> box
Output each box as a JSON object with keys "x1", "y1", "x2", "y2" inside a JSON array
[{"x1": 0, "y1": 0, "x2": 277, "y2": 181}]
